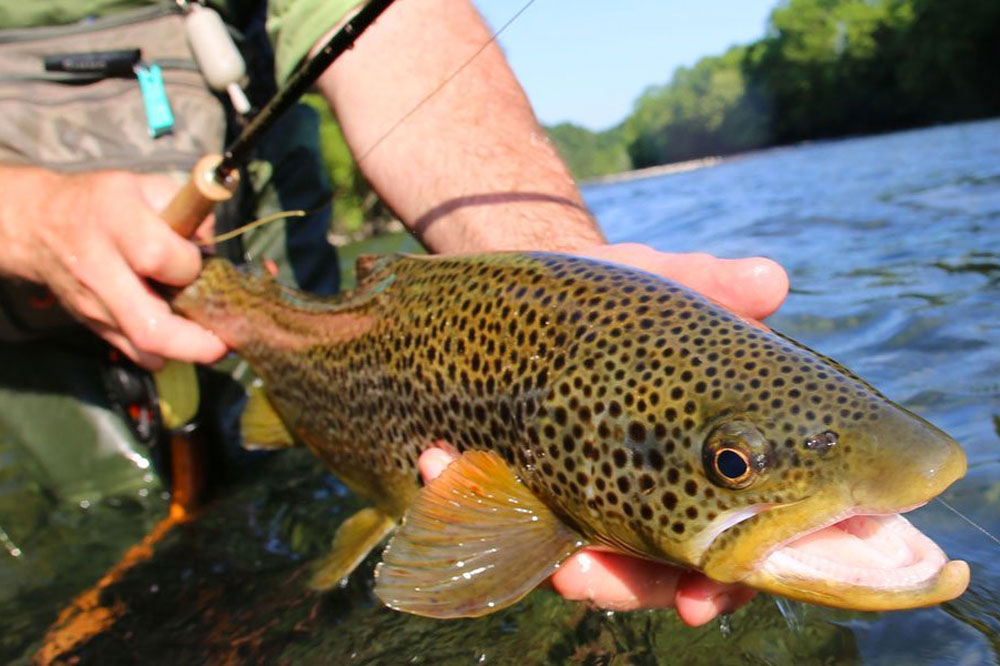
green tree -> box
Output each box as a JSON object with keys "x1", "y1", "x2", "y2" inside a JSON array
[
  {"x1": 623, "y1": 47, "x2": 770, "y2": 167},
  {"x1": 302, "y1": 94, "x2": 377, "y2": 236},
  {"x1": 621, "y1": 0, "x2": 1000, "y2": 168},
  {"x1": 545, "y1": 123, "x2": 631, "y2": 180}
]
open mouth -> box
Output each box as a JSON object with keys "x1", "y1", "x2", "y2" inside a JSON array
[
  {"x1": 759, "y1": 512, "x2": 949, "y2": 590},
  {"x1": 697, "y1": 501, "x2": 970, "y2": 609}
]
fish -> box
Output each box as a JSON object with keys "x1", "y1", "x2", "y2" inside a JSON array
[{"x1": 170, "y1": 252, "x2": 969, "y2": 618}]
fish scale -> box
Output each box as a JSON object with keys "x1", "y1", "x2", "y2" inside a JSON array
[{"x1": 172, "y1": 251, "x2": 968, "y2": 617}]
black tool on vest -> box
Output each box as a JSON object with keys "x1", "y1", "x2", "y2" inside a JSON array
[{"x1": 43, "y1": 49, "x2": 141, "y2": 77}]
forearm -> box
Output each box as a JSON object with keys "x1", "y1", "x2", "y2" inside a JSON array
[{"x1": 314, "y1": 0, "x2": 605, "y2": 253}]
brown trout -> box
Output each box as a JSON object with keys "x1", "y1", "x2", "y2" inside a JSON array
[{"x1": 171, "y1": 252, "x2": 969, "y2": 618}]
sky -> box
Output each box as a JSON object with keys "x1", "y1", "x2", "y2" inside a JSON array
[{"x1": 474, "y1": 1, "x2": 780, "y2": 131}]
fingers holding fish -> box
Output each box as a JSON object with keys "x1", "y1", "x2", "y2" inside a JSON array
[
  {"x1": 576, "y1": 243, "x2": 789, "y2": 321},
  {"x1": 0, "y1": 167, "x2": 227, "y2": 369},
  {"x1": 417, "y1": 446, "x2": 456, "y2": 481},
  {"x1": 674, "y1": 572, "x2": 758, "y2": 627}
]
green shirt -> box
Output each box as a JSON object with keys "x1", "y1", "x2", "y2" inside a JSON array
[{"x1": 0, "y1": 0, "x2": 361, "y2": 84}]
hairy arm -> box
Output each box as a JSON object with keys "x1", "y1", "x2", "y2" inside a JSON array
[{"x1": 314, "y1": 0, "x2": 604, "y2": 253}]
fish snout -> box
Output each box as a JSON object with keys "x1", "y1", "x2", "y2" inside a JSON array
[{"x1": 848, "y1": 408, "x2": 966, "y2": 512}]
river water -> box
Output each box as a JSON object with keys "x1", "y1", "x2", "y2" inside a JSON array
[{"x1": 5, "y1": 118, "x2": 1000, "y2": 664}]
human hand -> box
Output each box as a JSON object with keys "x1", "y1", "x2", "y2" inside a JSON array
[
  {"x1": 576, "y1": 243, "x2": 788, "y2": 321},
  {"x1": 417, "y1": 244, "x2": 786, "y2": 625},
  {"x1": 0, "y1": 167, "x2": 227, "y2": 369}
]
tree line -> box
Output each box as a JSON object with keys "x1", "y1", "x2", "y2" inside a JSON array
[{"x1": 550, "y1": 0, "x2": 1000, "y2": 179}]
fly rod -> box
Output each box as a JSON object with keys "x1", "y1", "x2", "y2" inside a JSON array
[{"x1": 161, "y1": 0, "x2": 397, "y2": 237}]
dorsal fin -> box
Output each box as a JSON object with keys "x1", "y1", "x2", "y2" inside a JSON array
[{"x1": 355, "y1": 254, "x2": 401, "y2": 282}]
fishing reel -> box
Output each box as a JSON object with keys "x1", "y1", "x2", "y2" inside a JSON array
[{"x1": 101, "y1": 348, "x2": 163, "y2": 448}]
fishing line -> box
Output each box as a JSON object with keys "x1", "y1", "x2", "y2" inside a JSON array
[
  {"x1": 355, "y1": 0, "x2": 539, "y2": 164},
  {"x1": 196, "y1": 209, "x2": 308, "y2": 246},
  {"x1": 936, "y1": 497, "x2": 1000, "y2": 548}
]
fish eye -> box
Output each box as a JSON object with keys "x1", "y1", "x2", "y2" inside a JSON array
[
  {"x1": 703, "y1": 420, "x2": 770, "y2": 490},
  {"x1": 714, "y1": 447, "x2": 751, "y2": 482}
]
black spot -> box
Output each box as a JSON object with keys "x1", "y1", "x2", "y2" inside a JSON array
[{"x1": 553, "y1": 407, "x2": 568, "y2": 426}]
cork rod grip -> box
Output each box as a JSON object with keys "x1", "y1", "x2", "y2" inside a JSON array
[{"x1": 160, "y1": 154, "x2": 240, "y2": 238}]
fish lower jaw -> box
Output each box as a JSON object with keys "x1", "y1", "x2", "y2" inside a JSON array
[{"x1": 752, "y1": 513, "x2": 970, "y2": 610}]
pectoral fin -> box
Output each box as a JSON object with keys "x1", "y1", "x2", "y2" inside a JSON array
[
  {"x1": 239, "y1": 379, "x2": 296, "y2": 450},
  {"x1": 309, "y1": 507, "x2": 397, "y2": 590},
  {"x1": 153, "y1": 361, "x2": 199, "y2": 429},
  {"x1": 374, "y1": 450, "x2": 586, "y2": 618}
]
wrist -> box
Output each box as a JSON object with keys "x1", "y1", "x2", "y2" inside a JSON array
[{"x1": 415, "y1": 194, "x2": 606, "y2": 254}]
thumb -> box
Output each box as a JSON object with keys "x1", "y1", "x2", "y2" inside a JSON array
[
  {"x1": 418, "y1": 446, "x2": 457, "y2": 483},
  {"x1": 136, "y1": 172, "x2": 184, "y2": 213}
]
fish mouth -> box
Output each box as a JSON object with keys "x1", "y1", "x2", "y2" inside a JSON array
[{"x1": 743, "y1": 506, "x2": 970, "y2": 610}]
